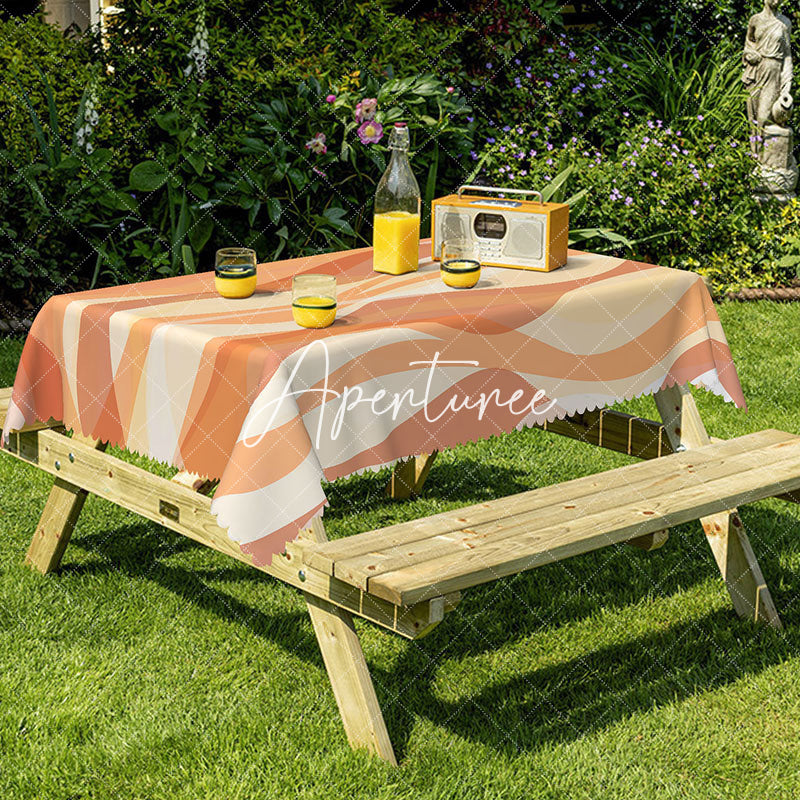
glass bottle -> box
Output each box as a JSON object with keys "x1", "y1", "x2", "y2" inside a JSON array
[{"x1": 373, "y1": 122, "x2": 421, "y2": 274}]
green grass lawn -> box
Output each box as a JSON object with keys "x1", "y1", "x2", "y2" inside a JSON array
[{"x1": 2, "y1": 300, "x2": 800, "y2": 799}]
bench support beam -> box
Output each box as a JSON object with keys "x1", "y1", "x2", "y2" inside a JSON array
[
  {"x1": 299, "y1": 519, "x2": 397, "y2": 766},
  {"x1": 386, "y1": 452, "x2": 438, "y2": 500},
  {"x1": 654, "y1": 384, "x2": 782, "y2": 628},
  {"x1": 25, "y1": 436, "x2": 107, "y2": 574}
]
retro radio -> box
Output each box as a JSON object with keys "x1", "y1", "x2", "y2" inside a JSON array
[{"x1": 431, "y1": 185, "x2": 569, "y2": 272}]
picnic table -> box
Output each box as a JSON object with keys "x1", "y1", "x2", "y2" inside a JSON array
[{"x1": 3, "y1": 241, "x2": 800, "y2": 766}]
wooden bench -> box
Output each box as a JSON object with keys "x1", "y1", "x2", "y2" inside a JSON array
[
  {"x1": 293, "y1": 429, "x2": 799, "y2": 610},
  {"x1": 3, "y1": 383, "x2": 799, "y2": 766}
]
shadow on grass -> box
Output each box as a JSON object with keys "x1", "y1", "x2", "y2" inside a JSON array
[
  {"x1": 62, "y1": 500, "x2": 800, "y2": 761},
  {"x1": 64, "y1": 524, "x2": 321, "y2": 663}
]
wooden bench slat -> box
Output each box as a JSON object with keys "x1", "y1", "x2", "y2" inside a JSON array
[
  {"x1": 330, "y1": 433, "x2": 797, "y2": 591},
  {"x1": 299, "y1": 430, "x2": 792, "y2": 577},
  {"x1": 369, "y1": 437, "x2": 800, "y2": 605}
]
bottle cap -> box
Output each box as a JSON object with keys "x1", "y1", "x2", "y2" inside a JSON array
[{"x1": 394, "y1": 122, "x2": 407, "y2": 128}]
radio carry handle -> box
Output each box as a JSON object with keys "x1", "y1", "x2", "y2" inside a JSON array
[{"x1": 456, "y1": 185, "x2": 544, "y2": 204}]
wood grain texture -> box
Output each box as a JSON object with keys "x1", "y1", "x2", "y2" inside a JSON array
[
  {"x1": 299, "y1": 519, "x2": 398, "y2": 766},
  {"x1": 654, "y1": 383, "x2": 782, "y2": 628},
  {"x1": 369, "y1": 444, "x2": 800, "y2": 605},
  {"x1": 26, "y1": 443, "x2": 107, "y2": 574},
  {"x1": 4, "y1": 426, "x2": 452, "y2": 638},
  {"x1": 538, "y1": 408, "x2": 673, "y2": 460},
  {"x1": 294, "y1": 431, "x2": 800, "y2": 606},
  {"x1": 298, "y1": 430, "x2": 789, "y2": 581}
]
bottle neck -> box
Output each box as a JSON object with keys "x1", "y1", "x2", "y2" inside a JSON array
[{"x1": 388, "y1": 146, "x2": 409, "y2": 168}]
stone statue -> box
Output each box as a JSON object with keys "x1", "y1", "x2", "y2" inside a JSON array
[{"x1": 742, "y1": 0, "x2": 797, "y2": 202}]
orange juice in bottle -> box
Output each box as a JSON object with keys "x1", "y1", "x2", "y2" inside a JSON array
[{"x1": 373, "y1": 122, "x2": 421, "y2": 274}]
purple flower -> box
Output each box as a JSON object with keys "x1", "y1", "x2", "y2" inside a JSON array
[
  {"x1": 487, "y1": 137, "x2": 496, "y2": 144},
  {"x1": 499, "y1": 146, "x2": 506, "y2": 152},
  {"x1": 355, "y1": 97, "x2": 377, "y2": 124},
  {"x1": 697, "y1": 114, "x2": 704, "y2": 121},
  {"x1": 622, "y1": 63, "x2": 629, "y2": 69},
  {"x1": 651, "y1": 170, "x2": 658, "y2": 177},
  {"x1": 544, "y1": 81, "x2": 552, "y2": 88},
  {"x1": 520, "y1": 169, "x2": 528, "y2": 176},
  {"x1": 325, "y1": 94, "x2": 336, "y2": 103},
  {"x1": 516, "y1": 126, "x2": 523, "y2": 134},
  {"x1": 529, "y1": 149, "x2": 537, "y2": 157},
  {"x1": 486, "y1": 62, "x2": 493, "y2": 69},
  {"x1": 305, "y1": 132, "x2": 327, "y2": 155},
  {"x1": 466, "y1": 116, "x2": 474, "y2": 122},
  {"x1": 503, "y1": 125, "x2": 511, "y2": 132},
  {"x1": 625, "y1": 196, "x2": 633, "y2": 205},
  {"x1": 357, "y1": 120, "x2": 383, "y2": 145},
  {"x1": 470, "y1": 150, "x2": 478, "y2": 160},
  {"x1": 446, "y1": 86, "x2": 454, "y2": 93},
  {"x1": 623, "y1": 111, "x2": 630, "y2": 118},
  {"x1": 546, "y1": 158, "x2": 553, "y2": 165},
  {"x1": 577, "y1": 111, "x2": 584, "y2": 117}
]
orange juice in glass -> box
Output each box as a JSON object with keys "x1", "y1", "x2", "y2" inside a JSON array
[{"x1": 373, "y1": 122, "x2": 421, "y2": 275}]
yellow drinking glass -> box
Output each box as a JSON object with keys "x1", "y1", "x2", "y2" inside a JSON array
[
  {"x1": 215, "y1": 248, "x2": 257, "y2": 298},
  {"x1": 440, "y1": 239, "x2": 481, "y2": 289},
  {"x1": 292, "y1": 274, "x2": 337, "y2": 328}
]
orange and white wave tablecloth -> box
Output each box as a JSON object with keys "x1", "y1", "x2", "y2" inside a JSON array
[{"x1": 3, "y1": 242, "x2": 746, "y2": 565}]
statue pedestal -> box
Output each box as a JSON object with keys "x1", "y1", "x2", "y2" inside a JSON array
[{"x1": 754, "y1": 124, "x2": 798, "y2": 204}]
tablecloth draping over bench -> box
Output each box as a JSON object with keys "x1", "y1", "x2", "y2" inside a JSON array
[{"x1": 3, "y1": 241, "x2": 746, "y2": 566}]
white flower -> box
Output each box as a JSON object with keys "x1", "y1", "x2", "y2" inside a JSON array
[
  {"x1": 185, "y1": 3, "x2": 210, "y2": 81},
  {"x1": 76, "y1": 73, "x2": 99, "y2": 154}
]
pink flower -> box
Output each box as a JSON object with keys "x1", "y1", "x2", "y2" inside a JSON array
[
  {"x1": 357, "y1": 120, "x2": 383, "y2": 144},
  {"x1": 305, "y1": 132, "x2": 327, "y2": 155},
  {"x1": 355, "y1": 97, "x2": 377, "y2": 123},
  {"x1": 325, "y1": 94, "x2": 336, "y2": 103},
  {"x1": 446, "y1": 86, "x2": 454, "y2": 93}
]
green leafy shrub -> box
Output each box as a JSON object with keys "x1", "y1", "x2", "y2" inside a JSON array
[
  {"x1": 476, "y1": 120, "x2": 794, "y2": 292},
  {"x1": 217, "y1": 72, "x2": 475, "y2": 261}
]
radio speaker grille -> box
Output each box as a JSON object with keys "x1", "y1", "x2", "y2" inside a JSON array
[
  {"x1": 503, "y1": 218, "x2": 545, "y2": 261},
  {"x1": 440, "y1": 212, "x2": 470, "y2": 242}
]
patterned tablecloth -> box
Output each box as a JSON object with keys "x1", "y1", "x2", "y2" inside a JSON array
[{"x1": 3, "y1": 241, "x2": 745, "y2": 565}]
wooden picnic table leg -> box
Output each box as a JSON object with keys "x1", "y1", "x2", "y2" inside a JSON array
[
  {"x1": 386, "y1": 451, "x2": 438, "y2": 500},
  {"x1": 654, "y1": 383, "x2": 782, "y2": 628},
  {"x1": 299, "y1": 518, "x2": 398, "y2": 765},
  {"x1": 26, "y1": 436, "x2": 107, "y2": 574}
]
